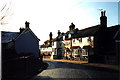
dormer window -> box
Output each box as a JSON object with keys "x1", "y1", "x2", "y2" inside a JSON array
[
  {"x1": 65, "y1": 34, "x2": 68, "y2": 39},
  {"x1": 63, "y1": 35, "x2": 65, "y2": 40},
  {"x1": 69, "y1": 34, "x2": 71, "y2": 38},
  {"x1": 70, "y1": 31, "x2": 74, "y2": 34},
  {"x1": 87, "y1": 36, "x2": 91, "y2": 42}
]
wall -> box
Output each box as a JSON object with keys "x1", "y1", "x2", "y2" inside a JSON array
[
  {"x1": 72, "y1": 36, "x2": 94, "y2": 48},
  {"x1": 15, "y1": 31, "x2": 39, "y2": 58},
  {"x1": 63, "y1": 40, "x2": 71, "y2": 49},
  {"x1": 41, "y1": 47, "x2": 52, "y2": 55},
  {"x1": 56, "y1": 41, "x2": 64, "y2": 58},
  {"x1": 52, "y1": 42, "x2": 56, "y2": 48}
]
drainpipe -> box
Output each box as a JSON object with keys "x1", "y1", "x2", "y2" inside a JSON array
[{"x1": 70, "y1": 38, "x2": 73, "y2": 59}]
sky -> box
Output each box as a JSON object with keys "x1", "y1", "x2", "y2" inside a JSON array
[{"x1": 0, "y1": 0, "x2": 119, "y2": 45}]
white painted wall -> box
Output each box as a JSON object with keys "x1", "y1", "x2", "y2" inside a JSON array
[
  {"x1": 52, "y1": 42, "x2": 56, "y2": 48},
  {"x1": 72, "y1": 36, "x2": 94, "y2": 48},
  {"x1": 41, "y1": 47, "x2": 52, "y2": 52},
  {"x1": 15, "y1": 31, "x2": 39, "y2": 57},
  {"x1": 51, "y1": 41, "x2": 64, "y2": 58},
  {"x1": 63, "y1": 40, "x2": 71, "y2": 49}
]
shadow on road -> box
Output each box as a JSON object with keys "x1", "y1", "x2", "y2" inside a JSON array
[
  {"x1": 45, "y1": 61, "x2": 119, "y2": 73},
  {"x1": 2, "y1": 57, "x2": 48, "y2": 80},
  {"x1": 31, "y1": 76, "x2": 54, "y2": 80},
  {"x1": 28, "y1": 60, "x2": 119, "y2": 80}
]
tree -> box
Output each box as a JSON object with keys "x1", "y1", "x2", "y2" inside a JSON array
[{"x1": 0, "y1": 0, "x2": 13, "y2": 25}]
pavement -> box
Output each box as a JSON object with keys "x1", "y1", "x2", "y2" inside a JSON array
[{"x1": 43, "y1": 58, "x2": 120, "y2": 71}]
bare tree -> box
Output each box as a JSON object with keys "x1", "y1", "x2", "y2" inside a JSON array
[{"x1": 0, "y1": 0, "x2": 13, "y2": 25}]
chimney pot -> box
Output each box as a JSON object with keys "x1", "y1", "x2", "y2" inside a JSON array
[
  {"x1": 100, "y1": 11, "x2": 107, "y2": 27},
  {"x1": 69, "y1": 22, "x2": 75, "y2": 31},
  {"x1": 19, "y1": 27, "x2": 25, "y2": 33},
  {"x1": 101, "y1": 11, "x2": 104, "y2": 16},
  {"x1": 103, "y1": 11, "x2": 106, "y2": 16},
  {"x1": 25, "y1": 21, "x2": 30, "y2": 28}
]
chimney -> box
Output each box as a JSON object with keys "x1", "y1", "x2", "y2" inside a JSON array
[
  {"x1": 101, "y1": 11, "x2": 104, "y2": 16},
  {"x1": 25, "y1": 21, "x2": 30, "y2": 28},
  {"x1": 103, "y1": 11, "x2": 106, "y2": 16},
  {"x1": 49, "y1": 32, "x2": 53, "y2": 40},
  {"x1": 19, "y1": 27, "x2": 25, "y2": 33},
  {"x1": 58, "y1": 30, "x2": 61, "y2": 36},
  {"x1": 75, "y1": 28, "x2": 78, "y2": 33},
  {"x1": 69, "y1": 22, "x2": 75, "y2": 31},
  {"x1": 61, "y1": 32, "x2": 64, "y2": 35},
  {"x1": 100, "y1": 11, "x2": 107, "y2": 27}
]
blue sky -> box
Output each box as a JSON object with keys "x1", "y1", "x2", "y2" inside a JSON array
[
  {"x1": 75, "y1": 2, "x2": 118, "y2": 27},
  {"x1": 0, "y1": 0, "x2": 119, "y2": 45},
  {"x1": 83, "y1": 2, "x2": 118, "y2": 26},
  {"x1": 118, "y1": 1, "x2": 120, "y2": 24}
]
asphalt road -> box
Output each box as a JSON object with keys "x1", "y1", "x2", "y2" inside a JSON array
[{"x1": 30, "y1": 60, "x2": 119, "y2": 80}]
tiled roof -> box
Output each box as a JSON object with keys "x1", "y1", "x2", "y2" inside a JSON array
[
  {"x1": 2, "y1": 31, "x2": 20, "y2": 43},
  {"x1": 41, "y1": 44, "x2": 52, "y2": 47},
  {"x1": 70, "y1": 46, "x2": 81, "y2": 49},
  {"x1": 73, "y1": 25, "x2": 100, "y2": 38},
  {"x1": 115, "y1": 29, "x2": 120, "y2": 40},
  {"x1": 41, "y1": 34, "x2": 64, "y2": 47},
  {"x1": 41, "y1": 39, "x2": 53, "y2": 47},
  {"x1": 2, "y1": 27, "x2": 40, "y2": 43},
  {"x1": 52, "y1": 38, "x2": 57, "y2": 41},
  {"x1": 107, "y1": 25, "x2": 120, "y2": 39},
  {"x1": 18, "y1": 28, "x2": 40, "y2": 41}
]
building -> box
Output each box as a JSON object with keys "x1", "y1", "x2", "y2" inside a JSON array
[
  {"x1": 72, "y1": 25, "x2": 101, "y2": 61},
  {"x1": 41, "y1": 11, "x2": 120, "y2": 65},
  {"x1": 63, "y1": 23, "x2": 82, "y2": 60},
  {"x1": 72, "y1": 11, "x2": 120, "y2": 64},
  {"x1": 62, "y1": 11, "x2": 120, "y2": 64},
  {"x1": 2, "y1": 21, "x2": 40, "y2": 61},
  {"x1": 1, "y1": 22, "x2": 49, "y2": 79},
  {"x1": 41, "y1": 31, "x2": 64, "y2": 59},
  {"x1": 52, "y1": 30, "x2": 65, "y2": 59},
  {"x1": 41, "y1": 40, "x2": 53, "y2": 56}
]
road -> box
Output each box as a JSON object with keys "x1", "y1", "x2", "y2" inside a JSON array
[{"x1": 30, "y1": 60, "x2": 119, "y2": 80}]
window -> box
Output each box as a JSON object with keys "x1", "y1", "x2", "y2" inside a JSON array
[
  {"x1": 87, "y1": 37, "x2": 91, "y2": 42},
  {"x1": 82, "y1": 49, "x2": 88, "y2": 56},
  {"x1": 77, "y1": 38, "x2": 82, "y2": 42},
  {"x1": 79, "y1": 38, "x2": 82, "y2": 42},
  {"x1": 65, "y1": 42, "x2": 70, "y2": 46},
  {"x1": 52, "y1": 42, "x2": 54, "y2": 46},
  {"x1": 65, "y1": 34, "x2": 68, "y2": 39},
  {"x1": 60, "y1": 43, "x2": 62, "y2": 46},
  {"x1": 73, "y1": 39, "x2": 75, "y2": 43}
]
